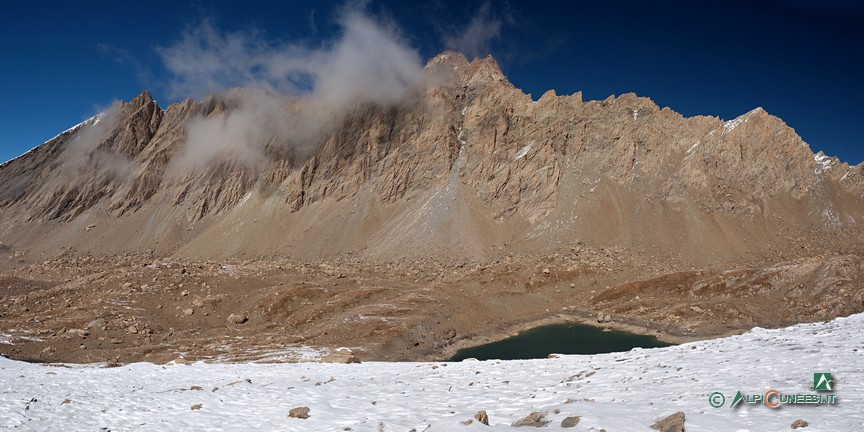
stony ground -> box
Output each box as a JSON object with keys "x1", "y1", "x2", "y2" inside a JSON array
[{"x1": 2, "y1": 246, "x2": 862, "y2": 365}]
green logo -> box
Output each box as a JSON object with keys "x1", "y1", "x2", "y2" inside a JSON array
[
  {"x1": 814, "y1": 373, "x2": 833, "y2": 391},
  {"x1": 731, "y1": 390, "x2": 744, "y2": 408},
  {"x1": 710, "y1": 372, "x2": 838, "y2": 409},
  {"x1": 709, "y1": 392, "x2": 725, "y2": 408}
]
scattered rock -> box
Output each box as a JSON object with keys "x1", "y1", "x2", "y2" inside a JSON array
[
  {"x1": 542, "y1": 268, "x2": 551, "y2": 275},
  {"x1": 191, "y1": 404, "x2": 202, "y2": 411},
  {"x1": 180, "y1": 290, "x2": 190, "y2": 297},
  {"x1": 791, "y1": 419, "x2": 809, "y2": 429},
  {"x1": 183, "y1": 308, "x2": 194, "y2": 316},
  {"x1": 67, "y1": 328, "x2": 88, "y2": 337},
  {"x1": 289, "y1": 406, "x2": 310, "y2": 419},
  {"x1": 460, "y1": 419, "x2": 473, "y2": 425},
  {"x1": 650, "y1": 411, "x2": 685, "y2": 432},
  {"x1": 547, "y1": 354, "x2": 560, "y2": 359},
  {"x1": 561, "y1": 416, "x2": 580, "y2": 428},
  {"x1": 227, "y1": 313, "x2": 248, "y2": 324},
  {"x1": 597, "y1": 313, "x2": 612, "y2": 323},
  {"x1": 321, "y1": 347, "x2": 360, "y2": 364},
  {"x1": 512, "y1": 412, "x2": 550, "y2": 427},
  {"x1": 475, "y1": 411, "x2": 489, "y2": 425},
  {"x1": 86, "y1": 319, "x2": 107, "y2": 331}
]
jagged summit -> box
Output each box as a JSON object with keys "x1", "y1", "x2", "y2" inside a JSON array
[
  {"x1": 0, "y1": 51, "x2": 861, "y2": 263},
  {"x1": 426, "y1": 50, "x2": 469, "y2": 67}
]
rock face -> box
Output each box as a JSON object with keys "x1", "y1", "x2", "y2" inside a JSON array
[{"x1": 0, "y1": 51, "x2": 861, "y2": 264}]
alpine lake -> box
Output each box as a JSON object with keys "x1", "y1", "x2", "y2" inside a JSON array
[{"x1": 449, "y1": 322, "x2": 673, "y2": 361}]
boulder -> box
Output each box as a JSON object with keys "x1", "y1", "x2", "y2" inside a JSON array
[
  {"x1": 86, "y1": 319, "x2": 108, "y2": 331},
  {"x1": 227, "y1": 313, "x2": 248, "y2": 324},
  {"x1": 650, "y1": 411, "x2": 685, "y2": 432},
  {"x1": 512, "y1": 411, "x2": 550, "y2": 427},
  {"x1": 289, "y1": 406, "x2": 310, "y2": 419},
  {"x1": 562, "y1": 416, "x2": 580, "y2": 428},
  {"x1": 475, "y1": 410, "x2": 489, "y2": 425},
  {"x1": 791, "y1": 419, "x2": 809, "y2": 429},
  {"x1": 321, "y1": 347, "x2": 360, "y2": 364}
]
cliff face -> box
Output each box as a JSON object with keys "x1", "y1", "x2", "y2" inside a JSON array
[{"x1": 0, "y1": 51, "x2": 861, "y2": 265}]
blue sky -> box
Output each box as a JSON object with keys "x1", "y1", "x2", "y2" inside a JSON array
[{"x1": 1, "y1": 0, "x2": 862, "y2": 164}]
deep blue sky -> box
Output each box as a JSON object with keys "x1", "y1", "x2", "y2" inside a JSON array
[{"x1": 1, "y1": 0, "x2": 862, "y2": 165}]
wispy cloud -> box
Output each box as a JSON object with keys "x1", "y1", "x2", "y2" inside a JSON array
[
  {"x1": 156, "y1": 5, "x2": 426, "y2": 171},
  {"x1": 156, "y1": 9, "x2": 423, "y2": 105},
  {"x1": 97, "y1": 42, "x2": 154, "y2": 85},
  {"x1": 443, "y1": 2, "x2": 502, "y2": 59}
]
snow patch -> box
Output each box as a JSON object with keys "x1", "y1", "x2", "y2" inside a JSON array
[
  {"x1": 814, "y1": 152, "x2": 836, "y2": 176},
  {"x1": 0, "y1": 115, "x2": 100, "y2": 168},
  {"x1": 236, "y1": 192, "x2": 253, "y2": 207},
  {"x1": 1, "y1": 314, "x2": 862, "y2": 430},
  {"x1": 683, "y1": 141, "x2": 700, "y2": 160},
  {"x1": 513, "y1": 144, "x2": 531, "y2": 161},
  {"x1": 822, "y1": 207, "x2": 840, "y2": 228},
  {"x1": 721, "y1": 108, "x2": 759, "y2": 135}
]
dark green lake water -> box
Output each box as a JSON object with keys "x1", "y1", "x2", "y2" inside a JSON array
[{"x1": 449, "y1": 323, "x2": 673, "y2": 361}]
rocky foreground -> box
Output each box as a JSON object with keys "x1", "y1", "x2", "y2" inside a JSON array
[
  {"x1": 1, "y1": 248, "x2": 862, "y2": 365},
  {"x1": 2, "y1": 313, "x2": 861, "y2": 431}
]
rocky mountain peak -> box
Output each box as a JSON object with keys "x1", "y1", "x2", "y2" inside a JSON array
[
  {"x1": 466, "y1": 54, "x2": 508, "y2": 86},
  {"x1": 426, "y1": 50, "x2": 470, "y2": 69},
  {"x1": 0, "y1": 50, "x2": 861, "y2": 262},
  {"x1": 129, "y1": 90, "x2": 157, "y2": 106}
]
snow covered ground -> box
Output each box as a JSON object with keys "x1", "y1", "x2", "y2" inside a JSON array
[{"x1": 1, "y1": 314, "x2": 862, "y2": 431}]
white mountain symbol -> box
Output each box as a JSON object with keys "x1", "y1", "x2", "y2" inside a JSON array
[{"x1": 816, "y1": 374, "x2": 833, "y2": 391}]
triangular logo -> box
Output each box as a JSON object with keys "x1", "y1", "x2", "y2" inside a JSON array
[
  {"x1": 731, "y1": 390, "x2": 744, "y2": 408},
  {"x1": 814, "y1": 373, "x2": 834, "y2": 391}
]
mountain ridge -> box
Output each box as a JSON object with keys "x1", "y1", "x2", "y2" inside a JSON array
[
  {"x1": 1, "y1": 53, "x2": 863, "y2": 366},
  {"x1": 0, "y1": 51, "x2": 861, "y2": 267}
]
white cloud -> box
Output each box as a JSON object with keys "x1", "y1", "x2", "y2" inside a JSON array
[
  {"x1": 443, "y1": 2, "x2": 502, "y2": 59},
  {"x1": 157, "y1": 7, "x2": 425, "y2": 170}
]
